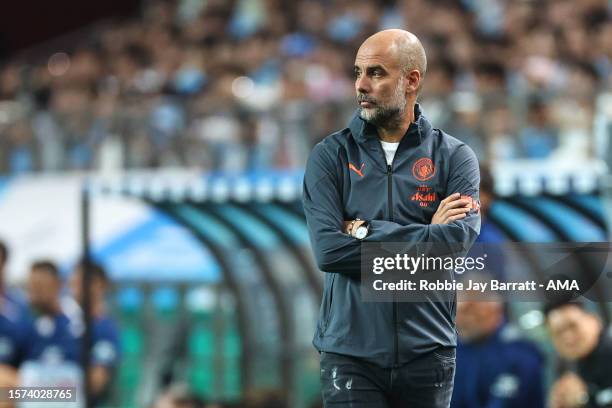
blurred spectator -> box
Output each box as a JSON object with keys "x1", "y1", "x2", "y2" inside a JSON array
[
  {"x1": 481, "y1": 102, "x2": 519, "y2": 160},
  {"x1": 0, "y1": 305, "x2": 23, "y2": 387},
  {"x1": 23, "y1": 260, "x2": 79, "y2": 363},
  {"x1": 452, "y1": 285, "x2": 545, "y2": 408},
  {"x1": 546, "y1": 302, "x2": 612, "y2": 408},
  {"x1": 3, "y1": 120, "x2": 39, "y2": 174},
  {"x1": 518, "y1": 98, "x2": 559, "y2": 158},
  {"x1": 0, "y1": 240, "x2": 27, "y2": 313},
  {"x1": 442, "y1": 92, "x2": 487, "y2": 159},
  {"x1": 68, "y1": 260, "x2": 121, "y2": 406},
  {"x1": 19, "y1": 260, "x2": 82, "y2": 404},
  {"x1": 471, "y1": 165, "x2": 506, "y2": 281},
  {"x1": 476, "y1": 165, "x2": 503, "y2": 243},
  {"x1": 0, "y1": 0, "x2": 609, "y2": 174},
  {"x1": 0, "y1": 240, "x2": 28, "y2": 387}
]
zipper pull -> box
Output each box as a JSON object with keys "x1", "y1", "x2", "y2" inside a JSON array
[{"x1": 387, "y1": 165, "x2": 392, "y2": 174}]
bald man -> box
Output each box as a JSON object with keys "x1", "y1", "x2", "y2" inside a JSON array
[{"x1": 303, "y1": 30, "x2": 481, "y2": 407}]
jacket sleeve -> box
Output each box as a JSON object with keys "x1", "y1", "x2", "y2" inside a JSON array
[
  {"x1": 303, "y1": 142, "x2": 363, "y2": 274},
  {"x1": 367, "y1": 144, "x2": 481, "y2": 255}
]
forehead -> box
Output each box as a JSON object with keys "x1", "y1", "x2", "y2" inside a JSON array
[
  {"x1": 354, "y1": 42, "x2": 400, "y2": 70},
  {"x1": 548, "y1": 306, "x2": 583, "y2": 328},
  {"x1": 30, "y1": 270, "x2": 57, "y2": 283}
]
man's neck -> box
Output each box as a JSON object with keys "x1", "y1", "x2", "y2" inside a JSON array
[
  {"x1": 36, "y1": 303, "x2": 61, "y2": 316},
  {"x1": 377, "y1": 103, "x2": 416, "y2": 143}
]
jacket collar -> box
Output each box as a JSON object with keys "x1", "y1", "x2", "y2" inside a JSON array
[{"x1": 348, "y1": 103, "x2": 432, "y2": 145}]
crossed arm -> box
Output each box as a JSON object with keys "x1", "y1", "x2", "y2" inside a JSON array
[
  {"x1": 303, "y1": 143, "x2": 481, "y2": 275},
  {"x1": 344, "y1": 193, "x2": 474, "y2": 235}
]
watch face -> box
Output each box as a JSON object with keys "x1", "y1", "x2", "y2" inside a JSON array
[{"x1": 355, "y1": 226, "x2": 368, "y2": 239}]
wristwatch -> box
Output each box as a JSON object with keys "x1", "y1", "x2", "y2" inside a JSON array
[{"x1": 352, "y1": 220, "x2": 369, "y2": 240}]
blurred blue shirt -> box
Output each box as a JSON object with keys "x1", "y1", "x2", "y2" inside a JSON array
[
  {"x1": 21, "y1": 308, "x2": 121, "y2": 369},
  {"x1": 90, "y1": 316, "x2": 121, "y2": 368},
  {"x1": 0, "y1": 302, "x2": 28, "y2": 366},
  {"x1": 451, "y1": 324, "x2": 545, "y2": 408},
  {"x1": 22, "y1": 312, "x2": 80, "y2": 364}
]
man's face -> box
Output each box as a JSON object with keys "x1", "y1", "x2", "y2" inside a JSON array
[
  {"x1": 69, "y1": 269, "x2": 104, "y2": 304},
  {"x1": 354, "y1": 45, "x2": 407, "y2": 127},
  {"x1": 456, "y1": 299, "x2": 502, "y2": 342},
  {"x1": 548, "y1": 305, "x2": 600, "y2": 360},
  {"x1": 28, "y1": 268, "x2": 60, "y2": 313}
]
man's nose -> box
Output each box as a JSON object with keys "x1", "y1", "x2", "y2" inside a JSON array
[{"x1": 356, "y1": 75, "x2": 371, "y2": 94}]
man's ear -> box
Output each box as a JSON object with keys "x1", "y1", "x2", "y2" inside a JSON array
[{"x1": 406, "y1": 69, "x2": 421, "y2": 94}]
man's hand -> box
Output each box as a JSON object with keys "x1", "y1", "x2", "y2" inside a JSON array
[
  {"x1": 344, "y1": 220, "x2": 366, "y2": 235},
  {"x1": 431, "y1": 193, "x2": 471, "y2": 225},
  {"x1": 549, "y1": 372, "x2": 588, "y2": 408}
]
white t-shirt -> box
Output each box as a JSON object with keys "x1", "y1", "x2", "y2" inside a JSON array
[{"x1": 380, "y1": 141, "x2": 400, "y2": 165}]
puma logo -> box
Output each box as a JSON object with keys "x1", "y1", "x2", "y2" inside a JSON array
[{"x1": 349, "y1": 162, "x2": 365, "y2": 177}]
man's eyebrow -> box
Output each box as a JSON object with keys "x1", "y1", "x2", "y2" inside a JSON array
[
  {"x1": 366, "y1": 65, "x2": 386, "y2": 71},
  {"x1": 354, "y1": 64, "x2": 387, "y2": 71}
]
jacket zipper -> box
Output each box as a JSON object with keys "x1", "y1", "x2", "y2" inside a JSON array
[{"x1": 387, "y1": 163, "x2": 399, "y2": 367}]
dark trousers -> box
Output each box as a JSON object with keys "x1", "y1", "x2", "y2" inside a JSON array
[{"x1": 320, "y1": 349, "x2": 455, "y2": 408}]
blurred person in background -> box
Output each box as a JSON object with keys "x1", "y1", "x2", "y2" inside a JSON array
[
  {"x1": 19, "y1": 260, "x2": 82, "y2": 398},
  {"x1": 69, "y1": 260, "x2": 121, "y2": 406},
  {"x1": 452, "y1": 282, "x2": 545, "y2": 408},
  {"x1": 442, "y1": 92, "x2": 487, "y2": 160},
  {"x1": 546, "y1": 302, "x2": 612, "y2": 408},
  {"x1": 23, "y1": 260, "x2": 79, "y2": 363},
  {"x1": 2, "y1": 119, "x2": 40, "y2": 174},
  {"x1": 0, "y1": 241, "x2": 28, "y2": 388},
  {"x1": 481, "y1": 101, "x2": 518, "y2": 160},
  {"x1": 517, "y1": 97, "x2": 559, "y2": 159},
  {"x1": 475, "y1": 166, "x2": 503, "y2": 245},
  {"x1": 469, "y1": 165, "x2": 506, "y2": 281},
  {"x1": 0, "y1": 300, "x2": 25, "y2": 387},
  {"x1": 0, "y1": 240, "x2": 27, "y2": 313}
]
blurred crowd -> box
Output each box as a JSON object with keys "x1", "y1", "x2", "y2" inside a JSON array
[
  {"x1": 0, "y1": 0, "x2": 610, "y2": 175},
  {"x1": 0, "y1": 240, "x2": 121, "y2": 407}
]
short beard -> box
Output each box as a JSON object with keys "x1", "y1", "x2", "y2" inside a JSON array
[{"x1": 358, "y1": 77, "x2": 407, "y2": 130}]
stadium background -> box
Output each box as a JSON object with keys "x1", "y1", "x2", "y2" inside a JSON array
[{"x1": 0, "y1": 0, "x2": 610, "y2": 407}]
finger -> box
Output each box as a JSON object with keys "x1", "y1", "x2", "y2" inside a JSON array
[
  {"x1": 441, "y1": 192, "x2": 460, "y2": 204},
  {"x1": 446, "y1": 208, "x2": 471, "y2": 217},
  {"x1": 447, "y1": 213, "x2": 467, "y2": 222},
  {"x1": 436, "y1": 202, "x2": 466, "y2": 218},
  {"x1": 442, "y1": 199, "x2": 471, "y2": 210},
  {"x1": 436, "y1": 197, "x2": 466, "y2": 216}
]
